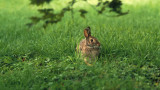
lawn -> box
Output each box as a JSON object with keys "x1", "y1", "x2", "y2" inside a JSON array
[{"x1": 0, "y1": 0, "x2": 160, "y2": 89}]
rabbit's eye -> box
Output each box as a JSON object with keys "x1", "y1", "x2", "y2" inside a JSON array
[{"x1": 91, "y1": 39, "x2": 93, "y2": 42}]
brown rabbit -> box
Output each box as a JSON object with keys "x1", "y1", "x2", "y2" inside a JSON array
[{"x1": 77, "y1": 27, "x2": 100, "y2": 66}]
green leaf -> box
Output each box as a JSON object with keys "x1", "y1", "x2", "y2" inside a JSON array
[
  {"x1": 30, "y1": 17, "x2": 41, "y2": 23},
  {"x1": 79, "y1": 9, "x2": 88, "y2": 18},
  {"x1": 30, "y1": 0, "x2": 52, "y2": 6},
  {"x1": 38, "y1": 8, "x2": 54, "y2": 14},
  {"x1": 109, "y1": 0, "x2": 122, "y2": 13}
]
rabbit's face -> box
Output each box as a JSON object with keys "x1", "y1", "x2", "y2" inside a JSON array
[
  {"x1": 86, "y1": 36, "x2": 100, "y2": 48},
  {"x1": 83, "y1": 26, "x2": 100, "y2": 49}
]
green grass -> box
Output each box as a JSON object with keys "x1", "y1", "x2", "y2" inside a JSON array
[{"x1": 0, "y1": 0, "x2": 160, "y2": 89}]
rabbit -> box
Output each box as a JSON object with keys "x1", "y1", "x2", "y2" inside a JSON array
[{"x1": 76, "y1": 26, "x2": 100, "y2": 66}]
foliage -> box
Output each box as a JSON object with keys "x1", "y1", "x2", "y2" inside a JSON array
[
  {"x1": 30, "y1": 0, "x2": 52, "y2": 6},
  {"x1": 27, "y1": 0, "x2": 128, "y2": 28}
]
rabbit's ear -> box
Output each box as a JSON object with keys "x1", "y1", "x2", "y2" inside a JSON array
[{"x1": 84, "y1": 27, "x2": 91, "y2": 38}]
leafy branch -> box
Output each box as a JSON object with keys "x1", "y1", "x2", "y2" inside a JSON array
[{"x1": 27, "y1": 0, "x2": 128, "y2": 28}]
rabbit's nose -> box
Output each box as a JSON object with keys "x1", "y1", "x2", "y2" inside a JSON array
[{"x1": 97, "y1": 43, "x2": 100, "y2": 47}]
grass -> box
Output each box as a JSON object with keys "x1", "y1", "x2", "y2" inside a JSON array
[{"x1": 0, "y1": 0, "x2": 160, "y2": 89}]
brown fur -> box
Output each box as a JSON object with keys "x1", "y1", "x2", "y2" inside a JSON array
[{"x1": 77, "y1": 27, "x2": 100, "y2": 66}]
